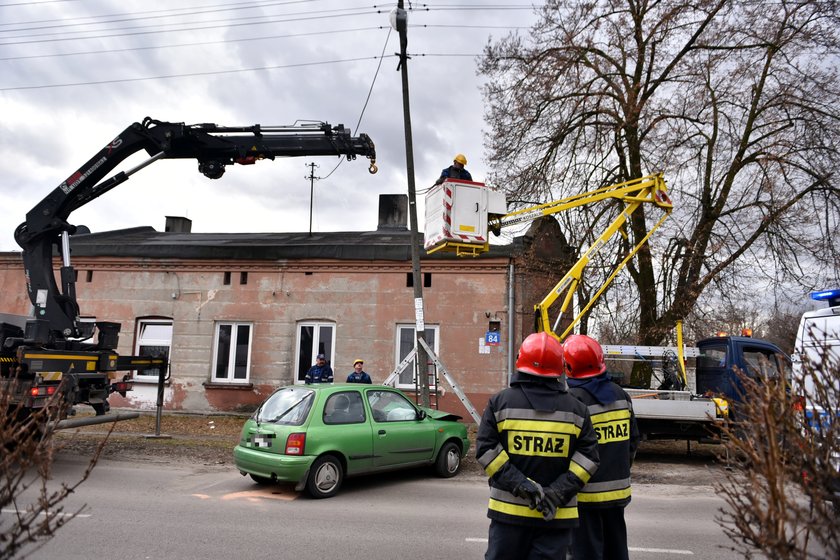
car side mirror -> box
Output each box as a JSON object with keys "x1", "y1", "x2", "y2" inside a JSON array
[{"x1": 416, "y1": 409, "x2": 427, "y2": 421}]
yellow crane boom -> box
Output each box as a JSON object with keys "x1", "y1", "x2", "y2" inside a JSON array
[{"x1": 425, "y1": 173, "x2": 673, "y2": 340}]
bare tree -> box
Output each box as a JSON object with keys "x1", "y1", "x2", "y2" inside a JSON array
[
  {"x1": 1, "y1": 385, "x2": 109, "y2": 559},
  {"x1": 714, "y1": 345, "x2": 839, "y2": 558},
  {"x1": 480, "y1": 0, "x2": 840, "y2": 384}
]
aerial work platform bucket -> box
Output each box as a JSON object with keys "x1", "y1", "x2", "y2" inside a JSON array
[{"x1": 423, "y1": 179, "x2": 507, "y2": 256}]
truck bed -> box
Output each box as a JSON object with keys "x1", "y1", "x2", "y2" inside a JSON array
[{"x1": 626, "y1": 388, "x2": 719, "y2": 422}]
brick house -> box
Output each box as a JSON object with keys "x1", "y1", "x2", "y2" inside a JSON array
[{"x1": 0, "y1": 195, "x2": 571, "y2": 420}]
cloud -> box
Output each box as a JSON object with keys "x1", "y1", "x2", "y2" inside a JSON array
[{"x1": 0, "y1": 0, "x2": 536, "y2": 251}]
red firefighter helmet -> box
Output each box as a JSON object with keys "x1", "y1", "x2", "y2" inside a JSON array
[
  {"x1": 515, "y1": 332, "x2": 564, "y2": 378},
  {"x1": 563, "y1": 334, "x2": 606, "y2": 379}
]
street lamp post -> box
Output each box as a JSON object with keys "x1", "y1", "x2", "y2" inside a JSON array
[{"x1": 391, "y1": 2, "x2": 429, "y2": 407}]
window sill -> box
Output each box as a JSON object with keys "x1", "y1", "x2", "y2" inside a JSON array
[{"x1": 203, "y1": 382, "x2": 254, "y2": 390}]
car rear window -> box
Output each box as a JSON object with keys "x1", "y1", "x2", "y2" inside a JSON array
[{"x1": 255, "y1": 388, "x2": 314, "y2": 425}]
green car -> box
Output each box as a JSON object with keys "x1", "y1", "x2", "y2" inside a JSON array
[{"x1": 233, "y1": 384, "x2": 471, "y2": 498}]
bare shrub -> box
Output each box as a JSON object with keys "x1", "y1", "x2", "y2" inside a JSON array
[
  {"x1": 1, "y1": 381, "x2": 111, "y2": 560},
  {"x1": 714, "y1": 346, "x2": 839, "y2": 559}
]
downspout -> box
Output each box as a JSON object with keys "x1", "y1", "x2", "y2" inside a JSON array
[{"x1": 507, "y1": 262, "x2": 515, "y2": 386}]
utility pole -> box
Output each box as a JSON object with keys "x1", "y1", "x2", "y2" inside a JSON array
[
  {"x1": 305, "y1": 162, "x2": 319, "y2": 236},
  {"x1": 391, "y1": 1, "x2": 429, "y2": 407}
]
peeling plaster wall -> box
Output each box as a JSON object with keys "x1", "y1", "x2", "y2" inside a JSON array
[{"x1": 0, "y1": 253, "x2": 522, "y2": 418}]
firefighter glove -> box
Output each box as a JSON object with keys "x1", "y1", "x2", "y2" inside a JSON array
[
  {"x1": 513, "y1": 479, "x2": 545, "y2": 510},
  {"x1": 542, "y1": 486, "x2": 572, "y2": 510},
  {"x1": 538, "y1": 496, "x2": 557, "y2": 521}
]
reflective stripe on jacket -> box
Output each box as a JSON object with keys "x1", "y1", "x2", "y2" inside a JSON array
[
  {"x1": 569, "y1": 382, "x2": 640, "y2": 508},
  {"x1": 476, "y1": 379, "x2": 600, "y2": 528}
]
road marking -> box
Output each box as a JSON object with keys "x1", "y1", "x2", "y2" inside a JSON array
[
  {"x1": 1, "y1": 509, "x2": 90, "y2": 519},
  {"x1": 466, "y1": 538, "x2": 487, "y2": 543},
  {"x1": 629, "y1": 547, "x2": 693, "y2": 555}
]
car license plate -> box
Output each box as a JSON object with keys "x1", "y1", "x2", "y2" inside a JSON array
[{"x1": 252, "y1": 434, "x2": 274, "y2": 448}]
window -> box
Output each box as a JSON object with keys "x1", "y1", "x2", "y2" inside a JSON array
[
  {"x1": 367, "y1": 389, "x2": 419, "y2": 422},
  {"x1": 743, "y1": 346, "x2": 783, "y2": 380},
  {"x1": 212, "y1": 322, "x2": 252, "y2": 383},
  {"x1": 295, "y1": 322, "x2": 335, "y2": 383},
  {"x1": 395, "y1": 324, "x2": 439, "y2": 388},
  {"x1": 323, "y1": 391, "x2": 366, "y2": 424},
  {"x1": 698, "y1": 344, "x2": 727, "y2": 369},
  {"x1": 134, "y1": 318, "x2": 173, "y2": 381}
]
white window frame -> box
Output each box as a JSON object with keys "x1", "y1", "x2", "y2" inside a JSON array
[
  {"x1": 133, "y1": 318, "x2": 173, "y2": 382},
  {"x1": 394, "y1": 324, "x2": 440, "y2": 389},
  {"x1": 211, "y1": 321, "x2": 253, "y2": 383},
  {"x1": 295, "y1": 321, "x2": 336, "y2": 384}
]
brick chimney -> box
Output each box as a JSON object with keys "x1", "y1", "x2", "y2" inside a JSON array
[
  {"x1": 165, "y1": 216, "x2": 192, "y2": 233},
  {"x1": 377, "y1": 194, "x2": 408, "y2": 230}
]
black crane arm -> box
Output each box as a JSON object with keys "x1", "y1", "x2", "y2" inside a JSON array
[{"x1": 13, "y1": 117, "x2": 377, "y2": 345}]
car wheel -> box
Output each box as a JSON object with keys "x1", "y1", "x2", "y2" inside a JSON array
[
  {"x1": 306, "y1": 455, "x2": 343, "y2": 499},
  {"x1": 250, "y1": 474, "x2": 273, "y2": 485},
  {"x1": 434, "y1": 441, "x2": 461, "y2": 478}
]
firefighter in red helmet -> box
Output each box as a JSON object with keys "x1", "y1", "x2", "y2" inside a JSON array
[
  {"x1": 564, "y1": 334, "x2": 640, "y2": 560},
  {"x1": 477, "y1": 332, "x2": 599, "y2": 560}
]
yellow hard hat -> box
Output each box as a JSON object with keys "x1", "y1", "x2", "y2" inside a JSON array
[
  {"x1": 453, "y1": 153, "x2": 467, "y2": 166},
  {"x1": 353, "y1": 358, "x2": 364, "y2": 365}
]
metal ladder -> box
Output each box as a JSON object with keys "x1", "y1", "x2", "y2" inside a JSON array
[{"x1": 382, "y1": 340, "x2": 482, "y2": 424}]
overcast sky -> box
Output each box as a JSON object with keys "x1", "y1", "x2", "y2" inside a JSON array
[{"x1": 0, "y1": 1, "x2": 539, "y2": 251}]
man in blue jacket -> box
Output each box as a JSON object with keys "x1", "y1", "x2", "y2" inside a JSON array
[
  {"x1": 564, "y1": 334, "x2": 640, "y2": 560},
  {"x1": 346, "y1": 359, "x2": 372, "y2": 383},
  {"x1": 434, "y1": 153, "x2": 472, "y2": 185},
  {"x1": 477, "y1": 332, "x2": 600, "y2": 559},
  {"x1": 304, "y1": 353, "x2": 333, "y2": 384}
]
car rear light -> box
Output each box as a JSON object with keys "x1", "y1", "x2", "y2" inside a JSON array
[
  {"x1": 285, "y1": 432, "x2": 306, "y2": 455},
  {"x1": 29, "y1": 385, "x2": 57, "y2": 397}
]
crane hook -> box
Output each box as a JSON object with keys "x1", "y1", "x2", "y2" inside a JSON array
[{"x1": 368, "y1": 161, "x2": 378, "y2": 174}]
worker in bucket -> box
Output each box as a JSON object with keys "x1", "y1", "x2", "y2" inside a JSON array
[
  {"x1": 346, "y1": 358, "x2": 372, "y2": 383},
  {"x1": 434, "y1": 153, "x2": 472, "y2": 185},
  {"x1": 304, "y1": 353, "x2": 334, "y2": 384},
  {"x1": 476, "y1": 332, "x2": 599, "y2": 560},
  {"x1": 564, "y1": 334, "x2": 640, "y2": 560}
]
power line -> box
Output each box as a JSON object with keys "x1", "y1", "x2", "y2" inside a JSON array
[
  {"x1": 0, "y1": 7, "x2": 376, "y2": 44},
  {"x1": 0, "y1": 0, "x2": 77, "y2": 7},
  {"x1": 0, "y1": 55, "x2": 392, "y2": 91},
  {"x1": 321, "y1": 26, "x2": 393, "y2": 180},
  {"x1": 0, "y1": 26, "x2": 387, "y2": 61},
  {"x1": 0, "y1": 49, "x2": 505, "y2": 91},
  {"x1": 0, "y1": 0, "x2": 316, "y2": 31}
]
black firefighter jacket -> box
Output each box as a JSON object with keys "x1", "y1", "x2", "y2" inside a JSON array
[
  {"x1": 476, "y1": 372, "x2": 600, "y2": 528},
  {"x1": 568, "y1": 375, "x2": 640, "y2": 508}
]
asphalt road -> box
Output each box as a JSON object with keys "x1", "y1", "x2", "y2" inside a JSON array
[{"x1": 9, "y1": 452, "x2": 740, "y2": 560}]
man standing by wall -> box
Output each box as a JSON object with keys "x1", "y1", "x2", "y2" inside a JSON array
[
  {"x1": 304, "y1": 353, "x2": 333, "y2": 384},
  {"x1": 477, "y1": 332, "x2": 600, "y2": 559},
  {"x1": 346, "y1": 359, "x2": 372, "y2": 383},
  {"x1": 564, "y1": 334, "x2": 640, "y2": 560}
]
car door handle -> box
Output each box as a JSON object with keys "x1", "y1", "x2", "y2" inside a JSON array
[{"x1": 378, "y1": 430, "x2": 386, "y2": 435}]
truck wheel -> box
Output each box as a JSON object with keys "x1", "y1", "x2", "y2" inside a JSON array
[
  {"x1": 434, "y1": 441, "x2": 461, "y2": 478},
  {"x1": 306, "y1": 455, "x2": 343, "y2": 499}
]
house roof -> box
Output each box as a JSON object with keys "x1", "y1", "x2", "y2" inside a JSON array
[{"x1": 65, "y1": 226, "x2": 522, "y2": 261}]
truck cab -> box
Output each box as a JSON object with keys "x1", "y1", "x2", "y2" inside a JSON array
[{"x1": 695, "y1": 335, "x2": 791, "y2": 405}]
